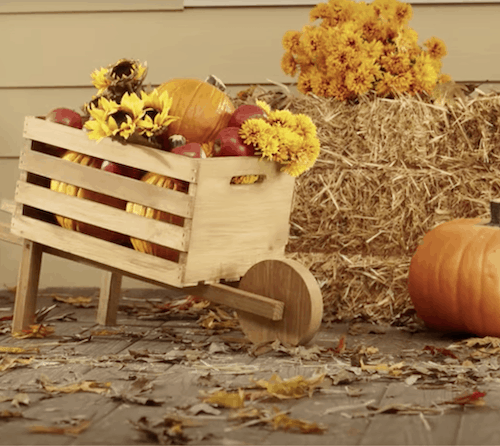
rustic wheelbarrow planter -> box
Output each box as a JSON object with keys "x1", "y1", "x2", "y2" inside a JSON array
[{"x1": 0, "y1": 117, "x2": 323, "y2": 345}]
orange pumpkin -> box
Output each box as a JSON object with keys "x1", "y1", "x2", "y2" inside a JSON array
[
  {"x1": 50, "y1": 151, "x2": 128, "y2": 244},
  {"x1": 157, "y1": 78, "x2": 234, "y2": 144},
  {"x1": 125, "y1": 172, "x2": 188, "y2": 262},
  {"x1": 408, "y1": 212, "x2": 500, "y2": 336}
]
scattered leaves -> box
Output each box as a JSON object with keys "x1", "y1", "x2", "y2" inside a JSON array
[
  {"x1": 0, "y1": 346, "x2": 39, "y2": 354},
  {"x1": 198, "y1": 308, "x2": 240, "y2": 332},
  {"x1": 441, "y1": 391, "x2": 486, "y2": 407},
  {"x1": 423, "y1": 345, "x2": 458, "y2": 359},
  {"x1": 130, "y1": 414, "x2": 196, "y2": 445},
  {"x1": 11, "y1": 393, "x2": 30, "y2": 408},
  {"x1": 270, "y1": 407, "x2": 327, "y2": 434},
  {"x1": 0, "y1": 356, "x2": 33, "y2": 372}
]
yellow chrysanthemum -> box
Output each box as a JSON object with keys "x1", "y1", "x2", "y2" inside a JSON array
[
  {"x1": 239, "y1": 119, "x2": 273, "y2": 146},
  {"x1": 137, "y1": 90, "x2": 179, "y2": 137},
  {"x1": 412, "y1": 53, "x2": 439, "y2": 92},
  {"x1": 281, "y1": 161, "x2": 309, "y2": 177},
  {"x1": 300, "y1": 26, "x2": 325, "y2": 59},
  {"x1": 310, "y1": 3, "x2": 331, "y2": 22},
  {"x1": 393, "y1": 1, "x2": 412, "y2": 25},
  {"x1": 345, "y1": 63, "x2": 375, "y2": 96},
  {"x1": 255, "y1": 128, "x2": 281, "y2": 159},
  {"x1": 267, "y1": 110, "x2": 297, "y2": 129},
  {"x1": 424, "y1": 36, "x2": 447, "y2": 60},
  {"x1": 281, "y1": 52, "x2": 298, "y2": 77},
  {"x1": 293, "y1": 114, "x2": 317, "y2": 140},
  {"x1": 282, "y1": 30, "x2": 302, "y2": 53},
  {"x1": 297, "y1": 71, "x2": 315, "y2": 94}
]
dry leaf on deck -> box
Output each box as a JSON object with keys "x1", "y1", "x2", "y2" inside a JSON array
[
  {"x1": 463, "y1": 337, "x2": 500, "y2": 348},
  {"x1": 0, "y1": 356, "x2": 33, "y2": 372},
  {"x1": 129, "y1": 415, "x2": 193, "y2": 445},
  {"x1": 0, "y1": 346, "x2": 39, "y2": 354},
  {"x1": 423, "y1": 345, "x2": 458, "y2": 359},
  {"x1": 91, "y1": 327, "x2": 125, "y2": 336},
  {"x1": 270, "y1": 407, "x2": 327, "y2": 434},
  {"x1": 42, "y1": 380, "x2": 111, "y2": 395},
  {"x1": 0, "y1": 410, "x2": 23, "y2": 419},
  {"x1": 52, "y1": 295, "x2": 94, "y2": 307},
  {"x1": 440, "y1": 391, "x2": 486, "y2": 406},
  {"x1": 12, "y1": 324, "x2": 55, "y2": 339},
  {"x1": 252, "y1": 373, "x2": 325, "y2": 400},
  {"x1": 202, "y1": 389, "x2": 245, "y2": 409},
  {"x1": 11, "y1": 393, "x2": 30, "y2": 408},
  {"x1": 29, "y1": 419, "x2": 90, "y2": 436}
]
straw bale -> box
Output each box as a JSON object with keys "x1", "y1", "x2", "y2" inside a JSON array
[{"x1": 232, "y1": 85, "x2": 500, "y2": 324}]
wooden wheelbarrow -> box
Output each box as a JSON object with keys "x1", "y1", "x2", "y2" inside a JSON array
[{"x1": 0, "y1": 117, "x2": 323, "y2": 346}]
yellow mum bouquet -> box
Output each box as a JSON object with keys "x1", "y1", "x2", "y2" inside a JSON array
[
  {"x1": 281, "y1": 0, "x2": 449, "y2": 100},
  {"x1": 239, "y1": 100, "x2": 320, "y2": 177}
]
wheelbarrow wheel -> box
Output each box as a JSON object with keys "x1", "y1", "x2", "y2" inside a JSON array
[{"x1": 237, "y1": 258, "x2": 323, "y2": 346}]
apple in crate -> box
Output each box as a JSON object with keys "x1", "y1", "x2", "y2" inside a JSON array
[
  {"x1": 101, "y1": 161, "x2": 145, "y2": 179},
  {"x1": 44, "y1": 108, "x2": 84, "y2": 157},
  {"x1": 228, "y1": 104, "x2": 266, "y2": 128},
  {"x1": 46, "y1": 108, "x2": 83, "y2": 129},
  {"x1": 171, "y1": 142, "x2": 207, "y2": 158},
  {"x1": 212, "y1": 127, "x2": 255, "y2": 157}
]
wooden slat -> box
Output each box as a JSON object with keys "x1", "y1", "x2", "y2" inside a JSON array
[
  {"x1": 0, "y1": 199, "x2": 15, "y2": 215},
  {"x1": 23, "y1": 117, "x2": 198, "y2": 183},
  {"x1": 15, "y1": 181, "x2": 188, "y2": 252},
  {"x1": 0, "y1": 221, "x2": 22, "y2": 245},
  {"x1": 96, "y1": 271, "x2": 122, "y2": 326},
  {"x1": 20, "y1": 149, "x2": 194, "y2": 218},
  {"x1": 10, "y1": 215, "x2": 185, "y2": 288},
  {"x1": 0, "y1": 0, "x2": 183, "y2": 13},
  {"x1": 187, "y1": 283, "x2": 284, "y2": 321}
]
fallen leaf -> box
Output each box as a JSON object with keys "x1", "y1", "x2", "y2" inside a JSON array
[
  {"x1": 252, "y1": 373, "x2": 325, "y2": 400},
  {"x1": 29, "y1": 419, "x2": 90, "y2": 436},
  {"x1": 0, "y1": 356, "x2": 33, "y2": 372},
  {"x1": 11, "y1": 393, "x2": 30, "y2": 408},
  {"x1": 12, "y1": 324, "x2": 55, "y2": 339},
  {"x1": 270, "y1": 407, "x2": 327, "y2": 434},
  {"x1": 90, "y1": 328, "x2": 124, "y2": 336},
  {"x1": 202, "y1": 389, "x2": 245, "y2": 409},
  {"x1": 0, "y1": 410, "x2": 23, "y2": 419},
  {"x1": 188, "y1": 403, "x2": 221, "y2": 416},
  {"x1": 42, "y1": 380, "x2": 111, "y2": 395},
  {"x1": 0, "y1": 346, "x2": 39, "y2": 354},
  {"x1": 423, "y1": 345, "x2": 458, "y2": 359},
  {"x1": 52, "y1": 295, "x2": 94, "y2": 307},
  {"x1": 129, "y1": 414, "x2": 194, "y2": 445},
  {"x1": 441, "y1": 391, "x2": 486, "y2": 406}
]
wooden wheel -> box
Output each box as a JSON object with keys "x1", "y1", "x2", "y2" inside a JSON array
[{"x1": 237, "y1": 258, "x2": 323, "y2": 346}]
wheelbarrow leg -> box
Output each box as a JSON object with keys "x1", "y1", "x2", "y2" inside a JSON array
[
  {"x1": 12, "y1": 240, "x2": 43, "y2": 333},
  {"x1": 96, "y1": 271, "x2": 122, "y2": 326}
]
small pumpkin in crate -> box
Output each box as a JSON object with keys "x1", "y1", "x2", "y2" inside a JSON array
[
  {"x1": 408, "y1": 201, "x2": 500, "y2": 337},
  {"x1": 125, "y1": 172, "x2": 188, "y2": 262},
  {"x1": 50, "y1": 151, "x2": 129, "y2": 244},
  {"x1": 156, "y1": 78, "x2": 235, "y2": 145}
]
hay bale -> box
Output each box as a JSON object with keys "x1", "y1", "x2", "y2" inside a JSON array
[{"x1": 233, "y1": 85, "x2": 500, "y2": 324}]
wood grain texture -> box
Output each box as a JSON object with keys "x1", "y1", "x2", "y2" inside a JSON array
[
  {"x1": 12, "y1": 239, "x2": 43, "y2": 333},
  {"x1": 96, "y1": 271, "x2": 123, "y2": 326},
  {"x1": 0, "y1": 221, "x2": 22, "y2": 245},
  {"x1": 237, "y1": 258, "x2": 323, "y2": 346}
]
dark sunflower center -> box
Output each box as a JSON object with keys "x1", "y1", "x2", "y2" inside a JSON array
[
  {"x1": 112, "y1": 61, "x2": 134, "y2": 79},
  {"x1": 144, "y1": 108, "x2": 159, "y2": 120},
  {"x1": 110, "y1": 110, "x2": 130, "y2": 126}
]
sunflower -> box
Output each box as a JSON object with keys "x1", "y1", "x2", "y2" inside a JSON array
[
  {"x1": 137, "y1": 89, "x2": 179, "y2": 137},
  {"x1": 90, "y1": 67, "x2": 111, "y2": 96}
]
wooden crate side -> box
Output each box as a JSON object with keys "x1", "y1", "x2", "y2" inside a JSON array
[
  {"x1": 10, "y1": 215, "x2": 184, "y2": 288},
  {"x1": 20, "y1": 148, "x2": 194, "y2": 218},
  {"x1": 182, "y1": 158, "x2": 295, "y2": 284},
  {"x1": 23, "y1": 117, "x2": 198, "y2": 183},
  {"x1": 15, "y1": 181, "x2": 189, "y2": 252}
]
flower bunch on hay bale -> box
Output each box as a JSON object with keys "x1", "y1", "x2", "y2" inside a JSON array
[{"x1": 281, "y1": 0, "x2": 449, "y2": 100}]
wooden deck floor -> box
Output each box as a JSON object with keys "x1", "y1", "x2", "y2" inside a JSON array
[{"x1": 0, "y1": 286, "x2": 498, "y2": 445}]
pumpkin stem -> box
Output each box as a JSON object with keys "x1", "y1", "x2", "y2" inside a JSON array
[{"x1": 487, "y1": 200, "x2": 500, "y2": 226}]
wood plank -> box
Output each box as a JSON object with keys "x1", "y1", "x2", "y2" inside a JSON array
[
  {"x1": 20, "y1": 149, "x2": 194, "y2": 218},
  {"x1": 0, "y1": 221, "x2": 22, "y2": 245},
  {"x1": 187, "y1": 283, "x2": 284, "y2": 321},
  {"x1": 10, "y1": 215, "x2": 186, "y2": 288},
  {"x1": 23, "y1": 117, "x2": 198, "y2": 182},
  {"x1": 12, "y1": 239, "x2": 43, "y2": 333},
  {"x1": 359, "y1": 382, "x2": 459, "y2": 445},
  {"x1": 15, "y1": 181, "x2": 188, "y2": 252},
  {"x1": 0, "y1": 199, "x2": 15, "y2": 214},
  {"x1": 182, "y1": 157, "x2": 295, "y2": 285},
  {"x1": 96, "y1": 272, "x2": 122, "y2": 326},
  {"x1": 0, "y1": 0, "x2": 183, "y2": 13}
]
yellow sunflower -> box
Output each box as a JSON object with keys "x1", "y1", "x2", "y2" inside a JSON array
[
  {"x1": 90, "y1": 67, "x2": 111, "y2": 96},
  {"x1": 137, "y1": 89, "x2": 179, "y2": 137}
]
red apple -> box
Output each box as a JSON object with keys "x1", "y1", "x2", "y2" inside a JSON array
[
  {"x1": 46, "y1": 108, "x2": 83, "y2": 129},
  {"x1": 213, "y1": 127, "x2": 255, "y2": 157},
  {"x1": 171, "y1": 142, "x2": 206, "y2": 158},
  {"x1": 227, "y1": 105, "x2": 266, "y2": 128},
  {"x1": 101, "y1": 161, "x2": 145, "y2": 180}
]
